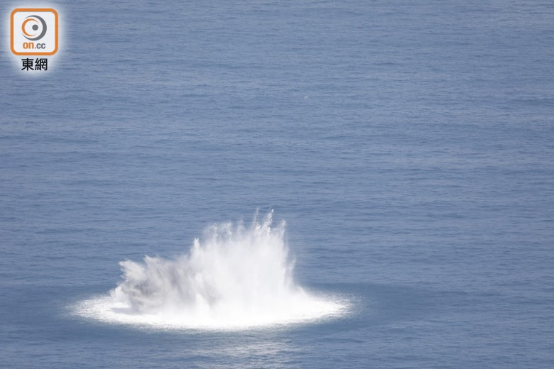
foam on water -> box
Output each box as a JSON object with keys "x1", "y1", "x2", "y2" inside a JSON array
[{"x1": 75, "y1": 212, "x2": 347, "y2": 330}]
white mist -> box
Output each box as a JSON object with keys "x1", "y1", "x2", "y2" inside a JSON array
[{"x1": 76, "y1": 211, "x2": 346, "y2": 330}]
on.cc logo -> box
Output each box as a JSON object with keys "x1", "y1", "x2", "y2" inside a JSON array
[
  {"x1": 10, "y1": 8, "x2": 59, "y2": 56},
  {"x1": 21, "y1": 15, "x2": 47, "y2": 41}
]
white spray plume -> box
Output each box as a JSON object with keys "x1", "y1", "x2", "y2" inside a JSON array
[{"x1": 75, "y1": 211, "x2": 346, "y2": 330}]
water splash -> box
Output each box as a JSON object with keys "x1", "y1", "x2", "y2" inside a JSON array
[{"x1": 75, "y1": 211, "x2": 347, "y2": 330}]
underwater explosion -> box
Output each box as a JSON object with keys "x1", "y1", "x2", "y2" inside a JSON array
[{"x1": 75, "y1": 211, "x2": 347, "y2": 330}]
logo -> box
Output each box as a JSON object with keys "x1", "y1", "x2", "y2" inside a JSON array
[
  {"x1": 22, "y1": 15, "x2": 48, "y2": 41},
  {"x1": 11, "y1": 8, "x2": 58, "y2": 55}
]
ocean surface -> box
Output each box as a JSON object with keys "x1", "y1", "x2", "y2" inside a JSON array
[{"x1": 1, "y1": 0, "x2": 554, "y2": 368}]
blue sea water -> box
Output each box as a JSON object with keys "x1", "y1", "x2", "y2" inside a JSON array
[{"x1": 1, "y1": 0, "x2": 554, "y2": 367}]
